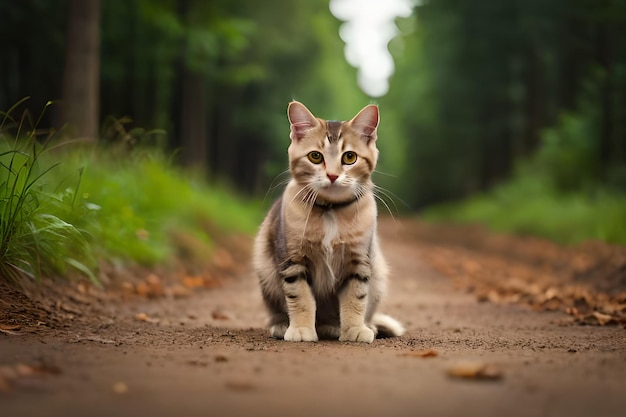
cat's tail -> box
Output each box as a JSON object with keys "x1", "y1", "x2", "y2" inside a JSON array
[{"x1": 372, "y1": 313, "x2": 405, "y2": 338}]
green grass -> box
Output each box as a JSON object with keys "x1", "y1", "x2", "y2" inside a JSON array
[
  {"x1": 423, "y1": 174, "x2": 626, "y2": 246},
  {"x1": 0, "y1": 105, "x2": 96, "y2": 283},
  {"x1": 1, "y1": 107, "x2": 262, "y2": 285},
  {"x1": 68, "y1": 150, "x2": 262, "y2": 264}
]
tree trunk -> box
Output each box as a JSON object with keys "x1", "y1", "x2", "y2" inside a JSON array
[
  {"x1": 177, "y1": 0, "x2": 209, "y2": 171},
  {"x1": 61, "y1": 0, "x2": 101, "y2": 140},
  {"x1": 180, "y1": 70, "x2": 208, "y2": 170},
  {"x1": 596, "y1": 23, "x2": 616, "y2": 173}
]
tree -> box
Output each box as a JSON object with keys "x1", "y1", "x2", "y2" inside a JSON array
[
  {"x1": 61, "y1": 0, "x2": 101, "y2": 140},
  {"x1": 383, "y1": 0, "x2": 626, "y2": 207}
]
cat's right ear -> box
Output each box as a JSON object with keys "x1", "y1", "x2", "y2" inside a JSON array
[{"x1": 288, "y1": 101, "x2": 318, "y2": 141}]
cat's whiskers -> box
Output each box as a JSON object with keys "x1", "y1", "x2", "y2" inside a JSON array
[
  {"x1": 371, "y1": 185, "x2": 400, "y2": 226},
  {"x1": 373, "y1": 185, "x2": 408, "y2": 214},
  {"x1": 299, "y1": 185, "x2": 318, "y2": 248},
  {"x1": 288, "y1": 183, "x2": 312, "y2": 206},
  {"x1": 290, "y1": 184, "x2": 317, "y2": 248},
  {"x1": 373, "y1": 169, "x2": 398, "y2": 179},
  {"x1": 264, "y1": 170, "x2": 292, "y2": 202}
]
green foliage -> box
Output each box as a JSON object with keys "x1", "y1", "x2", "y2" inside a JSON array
[
  {"x1": 423, "y1": 173, "x2": 626, "y2": 246},
  {"x1": 71, "y1": 149, "x2": 262, "y2": 264},
  {"x1": 535, "y1": 113, "x2": 599, "y2": 191},
  {"x1": 0, "y1": 138, "x2": 263, "y2": 284},
  {"x1": 383, "y1": 0, "x2": 626, "y2": 209},
  {"x1": 0, "y1": 105, "x2": 96, "y2": 284},
  {"x1": 1, "y1": 102, "x2": 262, "y2": 285}
]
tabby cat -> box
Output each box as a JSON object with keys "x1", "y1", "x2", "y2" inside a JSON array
[{"x1": 252, "y1": 101, "x2": 404, "y2": 343}]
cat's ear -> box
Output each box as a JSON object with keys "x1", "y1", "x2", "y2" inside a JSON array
[
  {"x1": 288, "y1": 101, "x2": 318, "y2": 141},
  {"x1": 349, "y1": 104, "x2": 379, "y2": 141}
]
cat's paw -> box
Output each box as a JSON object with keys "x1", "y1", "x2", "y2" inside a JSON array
[
  {"x1": 284, "y1": 326, "x2": 318, "y2": 342},
  {"x1": 339, "y1": 325, "x2": 375, "y2": 343},
  {"x1": 270, "y1": 323, "x2": 289, "y2": 339},
  {"x1": 317, "y1": 324, "x2": 341, "y2": 340}
]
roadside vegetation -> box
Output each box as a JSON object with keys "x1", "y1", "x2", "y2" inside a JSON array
[
  {"x1": 423, "y1": 111, "x2": 626, "y2": 246},
  {"x1": 0, "y1": 105, "x2": 262, "y2": 286}
]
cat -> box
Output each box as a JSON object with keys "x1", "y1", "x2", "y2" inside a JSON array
[{"x1": 252, "y1": 101, "x2": 404, "y2": 343}]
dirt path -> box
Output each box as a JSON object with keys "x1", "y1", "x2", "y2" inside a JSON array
[{"x1": 1, "y1": 219, "x2": 625, "y2": 417}]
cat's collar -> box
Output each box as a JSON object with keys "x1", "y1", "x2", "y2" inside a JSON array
[{"x1": 313, "y1": 196, "x2": 359, "y2": 211}]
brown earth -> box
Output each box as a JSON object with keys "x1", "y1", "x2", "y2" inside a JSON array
[{"x1": 1, "y1": 218, "x2": 625, "y2": 417}]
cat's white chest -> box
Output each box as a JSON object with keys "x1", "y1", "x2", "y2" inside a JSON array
[{"x1": 321, "y1": 211, "x2": 339, "y2": 253}]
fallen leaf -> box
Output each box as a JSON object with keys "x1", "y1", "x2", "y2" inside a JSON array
[
  {"x1": 215, "y1": 354, "x2": 229, "y2": 363},
  {"x1": 146, "y1": 274, "x2": 161, "y2": 285},
  {"x1": 0, "y1": 374, "x2": 10, "y2": 392},
  {"x1": 0, "y1": 324, "x2": 21, "y2": 335},
  {"x1": 400, "y1": 349, "x2": 439, "y2": 358},
  {"x1": 447, "y1": 362, "x2": 503, "y2": 381},
  {"x1": 15, "y1": 364, "x2": 36, "y2": 377},
  {"x1": 225, "y1": 380, "x2": 255, "y2": 391},
  {"x1": 166, "y1": 285, "x2": 191, "y2": 298},
  {"x1": 0, "y1": 362, "x2": 61, "y2": 392},
  {"x1": 212, "y1": 249, "x2": 235, "y2": 271},
  {"x1": 591, "y1": 312, "x2": 616, "y2": 326},
  {"x1": 113, "y1": 381, "x2": 129, "y2": 394},
  {"x1": 182, "y1": 276, "x2": 205, "y2": 288},
  {"x1": 211, "y1": 308, "x2": 234, "y2": 321},
  {"x1": 0, "y1": 366, "x2": 19, "y2": 380},
  {"x1": 135, "y1": 313, "x2": 159, "y2": 324},
  {"x1": 24, "y1": 364, "x2": 61, "y2": 376},
  {"x1": 187, "y1": 360, "x2": 208, "y2": 367}
]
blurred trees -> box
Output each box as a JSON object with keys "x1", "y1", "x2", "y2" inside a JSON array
[
  {"x1": 1, "y1": 0, "x2": 623, "y2": 209},
  {"x1": 382, "y1": 0, "x2": 626, "y2": 207},
  {"x1": 0, "y1": 0, "x2": 364, "y2": 194}
]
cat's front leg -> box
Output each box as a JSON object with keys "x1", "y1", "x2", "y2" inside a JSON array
[
  {"x1": 338, "y1": 275, "x2": 375, "y2": 343},
  {"x1": 281, "y1": 263, "x2": 318, "y2": 342}
]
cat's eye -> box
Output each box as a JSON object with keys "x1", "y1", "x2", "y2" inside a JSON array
[
  {"x1": 307, "y1": 151, "x2": 324, "y2": 164},
  {"x1": 342, "y1": 151, "x2": 357, "y2": 165}
]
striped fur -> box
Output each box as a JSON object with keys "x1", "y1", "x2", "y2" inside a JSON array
[{"x1": 252, "y1": 101, "x2": 404, "y2": 343}]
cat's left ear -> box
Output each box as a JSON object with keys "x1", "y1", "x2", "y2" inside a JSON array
[{"x1": 349, "y1": 104, "x2": 379, "y2": 141}]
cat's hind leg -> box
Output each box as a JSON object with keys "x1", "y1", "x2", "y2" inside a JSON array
[
  {"x1": 267, "y1": 313, "x2": 289, "y2": 339},
  {"x1": 316, "y1": 324, "x2": 341, "y2": 340}
]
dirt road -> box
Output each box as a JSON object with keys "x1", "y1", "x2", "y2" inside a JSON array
[{"x1": 1, "y1": 219, "x2": 625, "y2": 417}]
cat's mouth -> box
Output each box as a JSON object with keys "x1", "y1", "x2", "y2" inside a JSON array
[{"x1": 315, "y1": 183, "x2": 356, "y2": 204}]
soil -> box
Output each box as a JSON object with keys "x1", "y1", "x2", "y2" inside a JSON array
[{"x1": 1, "y1": 218, "x2": 625, "y2": 417}]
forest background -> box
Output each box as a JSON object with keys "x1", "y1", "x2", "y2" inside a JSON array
[{"x1": 1, "y1": 0, "x2": 625, "y2": 283}]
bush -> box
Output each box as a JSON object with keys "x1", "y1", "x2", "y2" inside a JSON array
[
  {"x1": 1, "y1": 106, "x2": 262, "y2": 285},
  {"x1": 424, "y1": 175, "x2": 626, "y2": 245},
  {"x1": 0, "y1": 107, "x2": 96, "y2": 283}
]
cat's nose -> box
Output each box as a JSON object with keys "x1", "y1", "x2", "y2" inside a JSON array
[{"x1": 327, "y1": 174, "x2": 339, "y2": 183}]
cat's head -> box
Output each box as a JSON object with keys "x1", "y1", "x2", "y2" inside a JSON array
[{"x1": 287, "y1": 101, "x2": 379, "y2": 205}]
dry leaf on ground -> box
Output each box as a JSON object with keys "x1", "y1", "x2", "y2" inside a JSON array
[
  {"x1": 400, "y1": 349, "x2": 439, "y2": 358},
  {"x1": 408, "y1": 221, "x2": 626, "y2": 328},
  {"x1": 211, "y1": 308, "x2": 234, "y2": 321},
  {"x1": 225, "y1": 380, "x2": 255, "y2": 391},
  {"x1": 135, "y1": 313, "x2": 160, "y2": 324},
  {"x1": 0, "y1": 324, "x2": 21, "y2": 335},
  {"x1": 182, "y1": 276, "x2": 205, "y2": 288},
  {"x1": 112, "y1": 381, "x2": 129, "y2": 394},
  {"x1": 447, "y1": 362, "x2": 503, "y2": 380},
  {"x1": 0, "y1": 363, "x2": 62, "y2": 392},
  {"x1": 0, "y1": 374, "x2": 10, "y2": 392}
]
